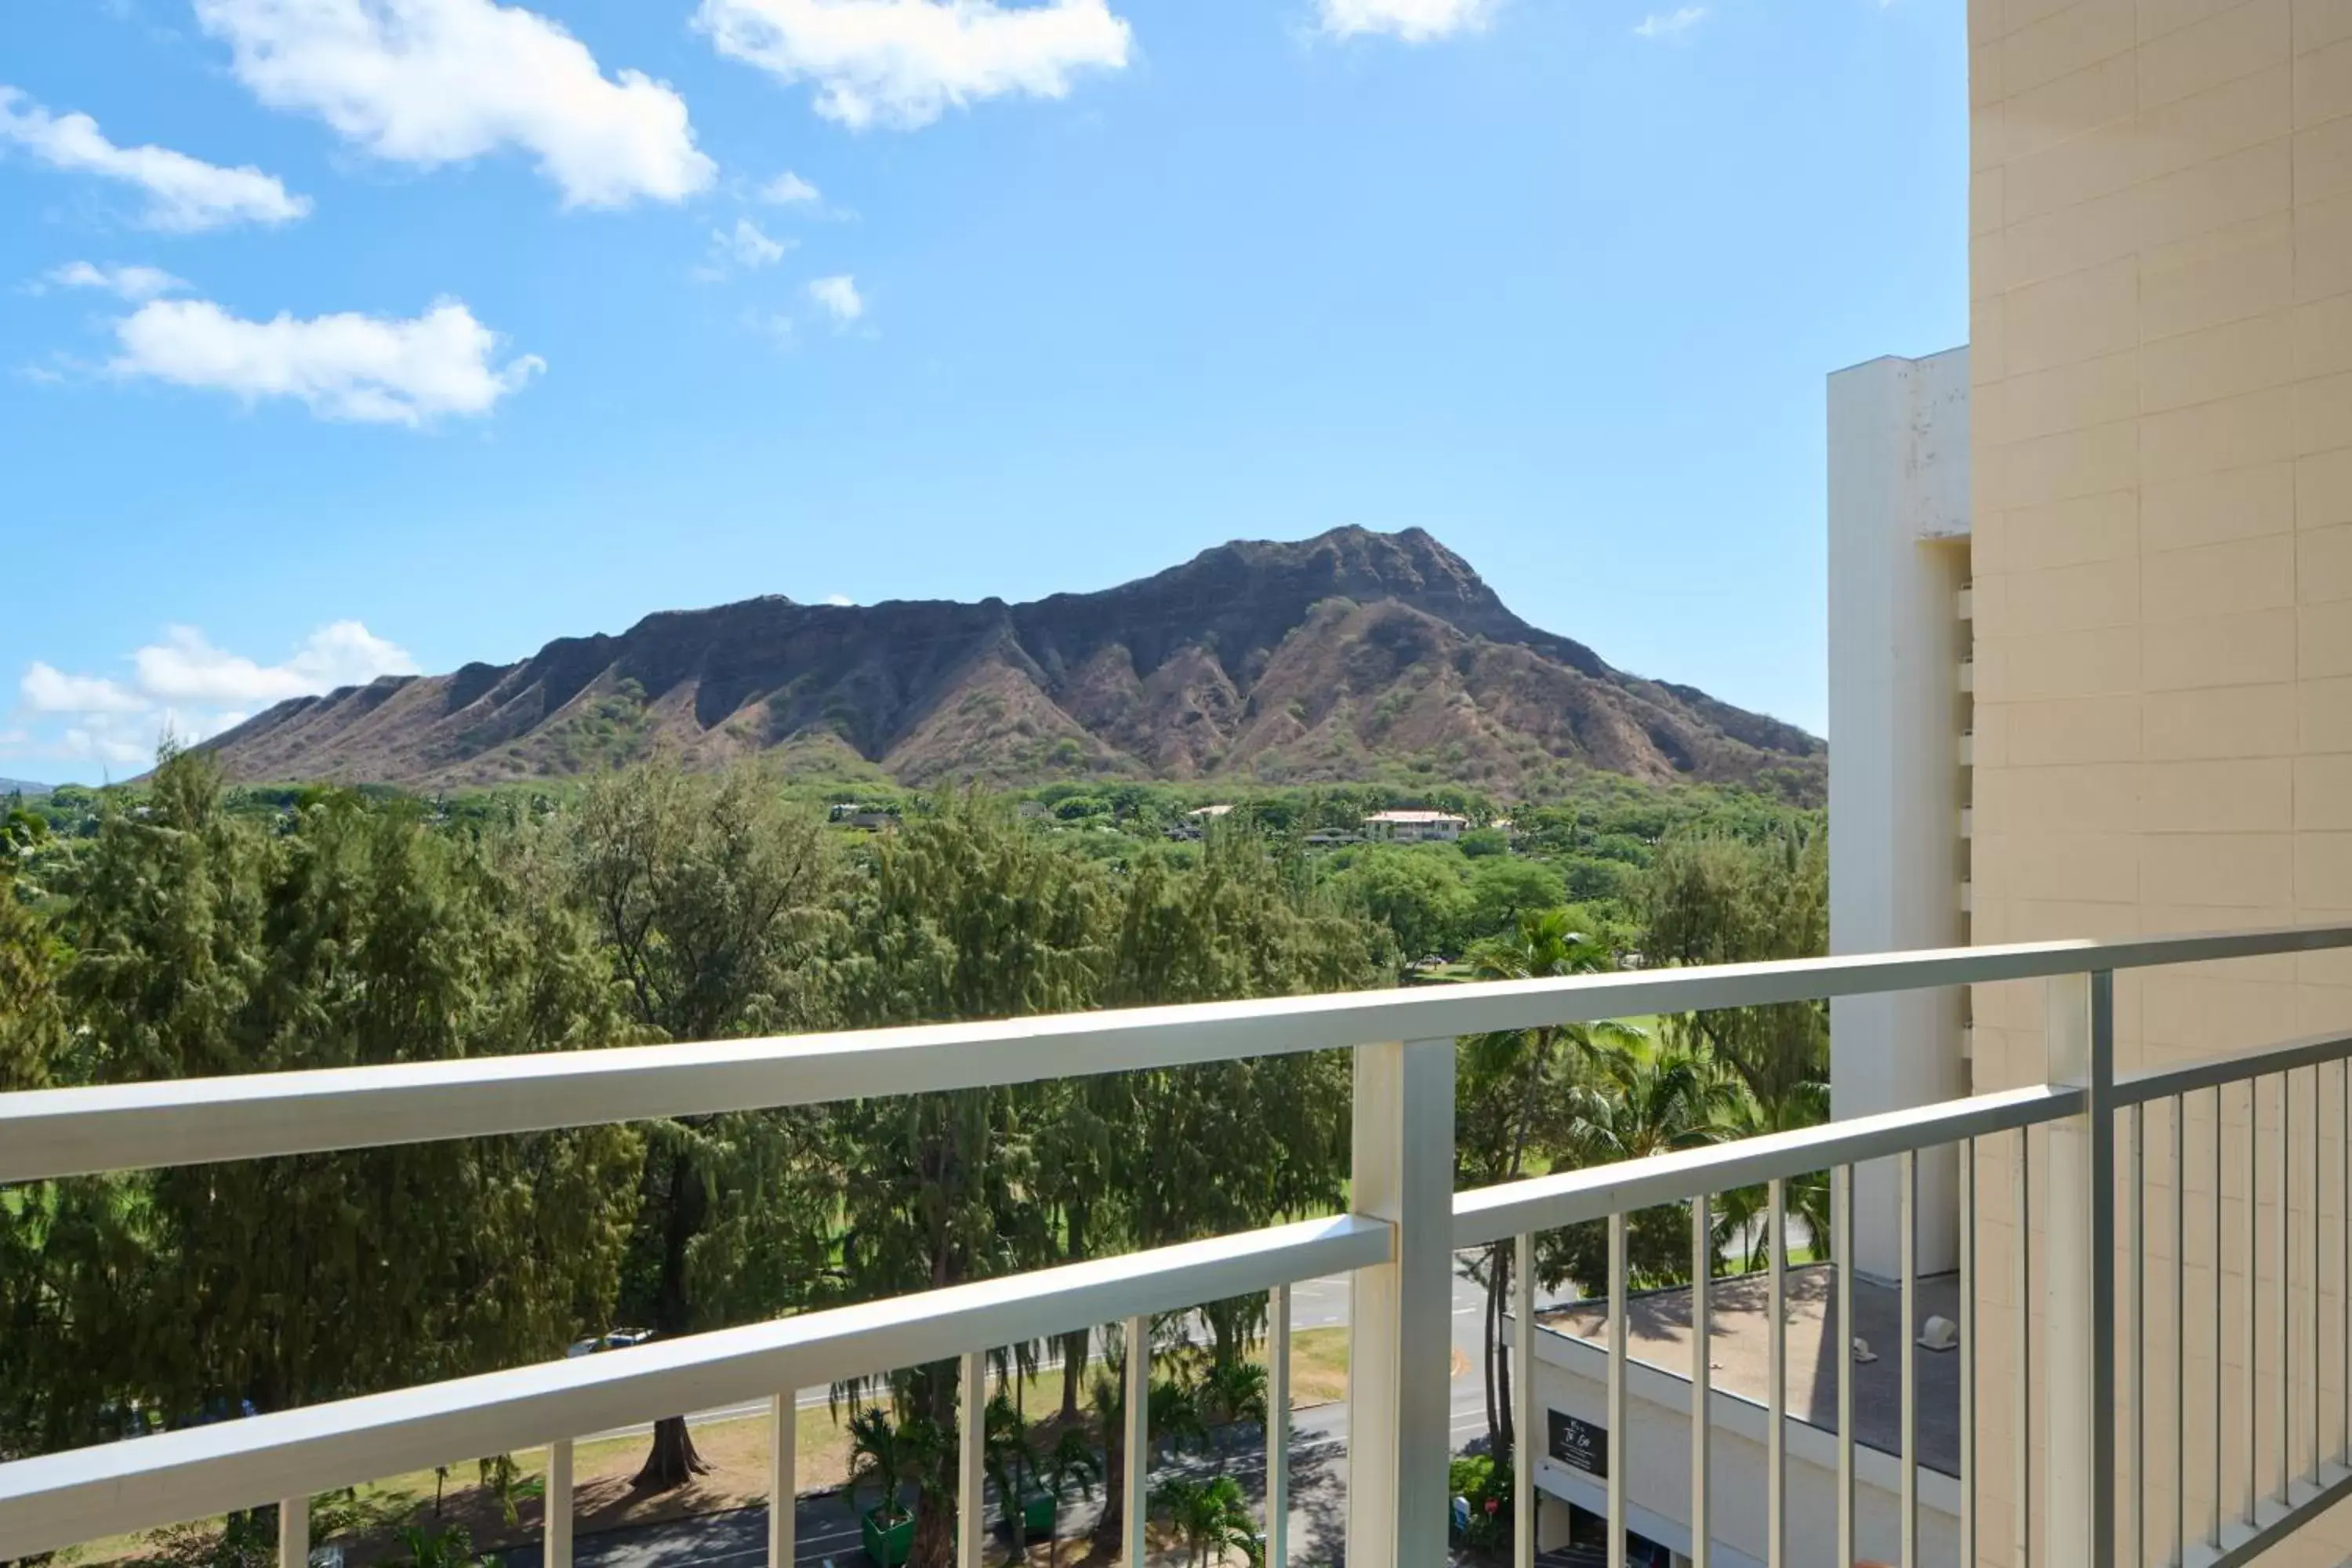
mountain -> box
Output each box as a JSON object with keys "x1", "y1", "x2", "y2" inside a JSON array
[
  {"x1": 0, "y1": 779, "x2": 49, "y2": 797},
  {"x1": 195, "y1": 527, "x2": 1823, "y2": 799}
]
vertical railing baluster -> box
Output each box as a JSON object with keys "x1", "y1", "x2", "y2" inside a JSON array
[
  {"x1": 1608, "y1": 1210, "x2": 1627, "y2": 1568},
  {"x1": 2247, "y1": 1078, "x2": 2259, "y2": 1525},
  {"x1": 1512, "y1": 1236, "x2": 1534, "y2": 1568},
  {"x1": 2128, "y1": 1101, "x2": 2143, "y2": 1568},
  {"x1": 2016, "y1": 1125, "x2": 2032, "y2": 1568},
  {"x1": 2173, "y1": 1097, "x2": 2186, "y2": 1568},
  {"x1": 2279, "y1": 1073, "x2": 2292, "y2": 1504},
  {"x1": 959, "y1": 1352, "x2": 985, "y2": 1568},
  {"x1": 1124, "y1": 1314, "x2": 1149, "y2": 1568},
  {"x1": 1836, "y1": 1163, "x2": 1855, "y2": 1568},
  {"x1": 764, "y1": 1403, "x2": 788, "y2": 1568},
  {"x1": 277, "y1": 1497, "x2": 306, "y2": 1568},
  {"x1": 1769, "y1": 1175, "x2": 1788, "y2": 1568},
  {"x1": 2211, "y1": 1084, "x2": 2223, "y2": 1552},
  {"x1": 1959, "y1": 1143, "x2": 1975, "y2": 1568},
  {"x1": 550, "y1": 1437, "x2": 575, "y2": 1568},
  {"x1": 1900, "y1": 1149, "x2": 1916, "y2": 1568},
  {"x1": 2042, "y1": 971, "x2": 2114, "y2": 1567},
  {"x1": 2314, "y1": 1064, "x2": 2325, "y2": 1487},
  {"x1": 1692, "y1": 1192, "x2": 1711, "y2": 1568},
  {"x1": 1269, "y1": 1283, "x2": 1290, "y2": 1568}
]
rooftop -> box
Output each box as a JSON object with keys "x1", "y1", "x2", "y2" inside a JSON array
[{"x1": 1538, "y1": 1262, "x2": 1962, "y2": 1478}]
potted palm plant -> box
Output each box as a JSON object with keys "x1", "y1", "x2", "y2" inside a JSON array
[
  {"x1": 1152, "y1": 1475, "x2": 1262, "y2": 1568},
  {"x1": 847, "y1": 1405, "x2": 926, "y2": 1567},
  {"x1": 982, "y1": 1392, "x2": 1047, "y2": 1560},
  {"x1": 1036, "y1": 1425, "x2": 1100, "y2": 1568}
]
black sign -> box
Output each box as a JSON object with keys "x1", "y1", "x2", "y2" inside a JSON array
[{"x1": 1547, "y1": 1409, "x2": 1606, "y2": 1478}]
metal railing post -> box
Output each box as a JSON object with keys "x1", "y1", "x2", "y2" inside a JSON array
[
  {"x1": 276, "y1": 1497, "x2": 305, "y2": 1568},
  {"x1": 1269, "y1": 1283, "x2": 1290, "y2": 1568},
  {"x1": 1692, "y1": 1193, "x2": 1711, "y2": 1568},
  {"x1": 959, "y1": 1352, "x2": 986, "y2": 1568},
  {"x1": 1512, "y1": 1231, "x2": 1535, "y2": 1568},
  {"x1": 549, "y1": 1439, "x2": 575, "y2": 1568},
  {"x1": 2045, "y1": 971, "x2": 2116, "y2": 1566},
  {"x1": 1124, "y1": 1315, "x2": 1149, "y2": 1568},
  {"x1": 764, "y1": 1402, "x2": 788, "y2": 1568},
  {"x1": 1346, "y1": 1038, "x2": 1455, "y2": 1568}
]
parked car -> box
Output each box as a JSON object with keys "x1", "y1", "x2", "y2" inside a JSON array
[{"x1": 564, "y1": 1327, "x2": 653, "y2": 1358}]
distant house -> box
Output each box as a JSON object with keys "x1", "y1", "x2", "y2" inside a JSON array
[
  {"x1": 1361, "y1": 809, "x2": 1470, "y2": 844},
  {"x1": 829, "y1": 803, "x2": 898, "y2": 832},
  {"x1": 1164, "y1": 804, "x2": 1236, "y2": 842},
  {"x1": 1302, "y1": 829, "x2": 1363, "y2": 848}
]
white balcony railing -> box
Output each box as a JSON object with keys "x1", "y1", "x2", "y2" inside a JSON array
[{"x1": 6, "y1": 926, "x2": 2352, "y2": 1567}]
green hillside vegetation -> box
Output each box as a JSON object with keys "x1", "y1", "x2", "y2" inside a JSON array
[{"x1": 0, "y1": 753, "x2": 1822, "y2": 1568}]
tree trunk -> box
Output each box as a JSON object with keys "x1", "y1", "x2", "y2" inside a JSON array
[
  {"x1": 1060, "y1": 1329, "x2": 1087, "y2": 1422},
  {"x1": 1495, "y1": 1264, "x2": 1515, "y2": 1459},
  {"x1": 1060, "y1": 1210, "x2": 1091, "y2": 1422},
  {"x1": 910, "y1": 1489, "x2": 956, "y2": 1568},
  {"x1": 632, "y1": 1416, "x2": 711, "y2": 1490},
  {"x1": 634, "y1": 1145, "x2": 710, "y2": 1492},
  {"x1": 1483, "y1": 1243, "x2": 1504, "y2": 1457},
  {"x1": 1094, "y1": 1421, "x2": 1126, "y2": 1548}
]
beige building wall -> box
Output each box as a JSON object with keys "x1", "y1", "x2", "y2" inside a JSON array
[{"x1": 1968, "y1": 0, "x2": 2352, "y2": 1559}]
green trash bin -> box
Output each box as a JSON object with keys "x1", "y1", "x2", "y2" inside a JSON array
[{"x1": 861, "y1": 1507, "x2": 916, "y2": 1566}]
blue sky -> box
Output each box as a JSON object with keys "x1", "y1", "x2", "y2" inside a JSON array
[{"x1": 0, "y1": 0, "x2": 1966, "y2": 784}]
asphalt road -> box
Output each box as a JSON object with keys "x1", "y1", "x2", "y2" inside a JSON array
[{"x1": 514, "y1": 1263, "x2": 1577, "y2": 1568}]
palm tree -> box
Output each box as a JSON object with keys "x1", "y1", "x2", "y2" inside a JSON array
[
  {"x1": 1037, "y1": 1425, "x2": 1101, "y2": 1568},
  {"x1": 1201, "y1": 1359, "x2": 1269, "y2": 1442},
  {"x1": 1152, "y1": 1475, "x2": 1262, "y2": 1568},
  {"x1": 1087, "y1": 1362, "x2": 1130, "y2": 1553},
  {"x1": 1711, "y1": 1080, "x2": 1830, "y2": 1270},
  {"x1": 848, "y1": 1401, "x2": 949, "y2": 1537},
  {"x1": 1558, "y1": 1041, "x2": 1744, "y2": 1286},
  {"x1": 983, "y1": 1392, "x2": 1044, "y2": 1562},
  {"x1": 1458, "y1": 909, "x2": 1645, "y2": 1459},
  {"x1": 391, "y1": 1524, "x2": 488, "y2": 1568},
  {"x1": 1149, "y1": 1370, "x2": 1209, "y2": 1461}
]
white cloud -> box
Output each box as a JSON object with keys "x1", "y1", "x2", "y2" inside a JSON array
[
  {"x1": 760, "y1": 169, "x2": 820, "y2": 204},
  {"x1": 696, "y1": 0, "x2": 1133, "y2": 130},
  {"x1": 45, "y1": 260, "x2": 187, "y2": 301},
  {"x1": 194, "y1": 0, "x2": 715, "y2": 208},
  {"x1": 134, "y1": 622, "x2": 421, "y2": 706},
  {"x1": 0, "y1": 86, "x2": 310, "y2": 230},
  {"x1": 699, "y1": 217, "x2": 793, "y2": 278},
  {"x1": 1632, "y1": 5, "x2": 1707, "y2": 36},
  {"x1": 111, "y1": 296, "x2": 543, "y2": 425},
  {"x1": 742, "y1": 307, "x2": 796, "y2": 346},
  {"x1": 9, "y1": 622, "x2": 419, "y2": 768},
  {"x1": 56, "y1": 720, "x2": 152, "y2": 768},
  {"x1": 21, "y1": 663, "x2": 146, "y2": 714},
  {"x1": 823, "y1": 592, "x2": 853, "y2": 606},
  {"x1": 808, "y1": 273, "x2": 862, "y2": 322},
  {"x1": 1318, "y1": 0, "x2": 1492, "y2": 41}
]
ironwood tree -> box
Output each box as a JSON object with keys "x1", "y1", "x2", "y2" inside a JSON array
[
  {"x1": 5, "y1": 753, "x2": 644, "y2": 1463},
  {"x1": 568, "y1": 759, "x2": 844, "y2": 1490}
]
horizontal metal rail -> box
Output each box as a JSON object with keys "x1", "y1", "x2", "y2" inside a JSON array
[
  {"x1": 2115, "y1": 1028, "x2": 2352, "y2": 1107},
  {"x1": 1451, "y1": 1083, "x2": 2078, "y2": 1246},
  {"x1": 2185, "y1": 1435, "x2": 2352, "y2": 1563},
  {"x1": 0, "y1": 1213, "x2": 1390, "y2": 1560},
  {"x1": 7, "y1": 924, "x2": 2349, "y2": 1184}
]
